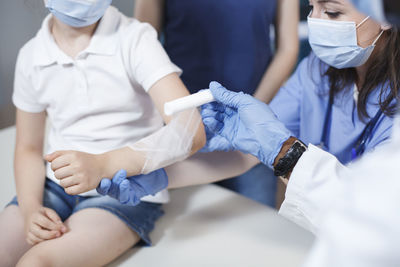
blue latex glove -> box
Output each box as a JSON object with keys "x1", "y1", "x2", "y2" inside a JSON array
[
  {"x1": 96, "y1": 169, "x2": 168, "y2": 206},
  {"x1": 201, "y1": 81, "x2": 292, "y2": 167}
]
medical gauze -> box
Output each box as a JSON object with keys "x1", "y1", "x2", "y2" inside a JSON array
[{"x1": 129, "y1": 108, "x2": 201, "y2": 174}]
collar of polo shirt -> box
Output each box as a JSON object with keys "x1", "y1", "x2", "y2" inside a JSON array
[{"x1": 33, "y1": 6, "x2": 119, "y2": 67}]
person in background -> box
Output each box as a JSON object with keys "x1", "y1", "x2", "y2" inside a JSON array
[{"x1": 134, "y1": 0, "x2": 299, "y2": 206}]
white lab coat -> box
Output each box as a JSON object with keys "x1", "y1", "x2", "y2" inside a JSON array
[{"x1": 279, "y1": 118, "x2": 400, "y2": 266}]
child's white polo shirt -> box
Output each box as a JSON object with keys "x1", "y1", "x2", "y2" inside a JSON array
[{"x1": 12, "y1": 6, "x2": 182, "y2": 202}]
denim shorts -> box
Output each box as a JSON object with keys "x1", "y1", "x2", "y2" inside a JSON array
[{"x1": 7, "y1": 178, "x2": 164, "y2": 246}]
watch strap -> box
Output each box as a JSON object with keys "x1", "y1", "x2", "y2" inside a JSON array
[{"x1": 273, "y1": 139, "x2": 307, "y2": 177}]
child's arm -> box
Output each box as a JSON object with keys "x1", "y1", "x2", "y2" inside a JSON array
[
  {"x1": 46, "y1": 73, "x2": 206, "y2": 195},
  {"x1": 15, "y1": 109, "x2": 66, "y2": 244}
]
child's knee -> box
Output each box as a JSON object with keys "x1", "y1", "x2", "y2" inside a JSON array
[{"x1": 16, "y1": 248, "x2": 53, "y2": 267}]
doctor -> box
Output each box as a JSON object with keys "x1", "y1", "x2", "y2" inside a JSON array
[
  {"x1": 197, "y1": 0, "x2": 400, "y2": 266},
  {"x1": 198, "y1": 0, "x2": 398, "y2": 222}
]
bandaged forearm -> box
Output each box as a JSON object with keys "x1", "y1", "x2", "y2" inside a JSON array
[{"x1": 129, "y1": 108, "x2": 201, "y2": 174}]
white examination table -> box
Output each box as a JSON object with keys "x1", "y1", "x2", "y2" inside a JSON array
[{"x1": 0, "y1": 126, "x2": 314, "y2": 266}]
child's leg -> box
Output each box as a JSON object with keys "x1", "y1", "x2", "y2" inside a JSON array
[
  {"x1": 16, "y1": 208, "x2": 140, "y2": 267},
  {"x1": 0, "y1": 205, "x2": 32, "y2": 267}
]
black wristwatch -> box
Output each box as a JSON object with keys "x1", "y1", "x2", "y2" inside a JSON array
[{"x1": 273, "y1": 139, "x2": 307, "y2": 178}]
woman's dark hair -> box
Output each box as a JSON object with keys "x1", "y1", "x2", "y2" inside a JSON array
[{"x1": 325, "y1": 27, "x2": 400, "y2": 120}]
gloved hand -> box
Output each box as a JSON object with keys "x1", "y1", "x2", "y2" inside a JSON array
[
  {"x1": 201, "y1": 81, "x2": 292, "y2": 167},
  {"x1": 96, "y1": 169, "x2": 168, "y2": 206}
]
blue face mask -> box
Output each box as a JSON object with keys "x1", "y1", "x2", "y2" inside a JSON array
[
  {"x1": 46, "y1": 0, "x2": 112, "y2": 28},
  {"x1": 308, "y1": 16, "x2": 384, "y2": 69}
]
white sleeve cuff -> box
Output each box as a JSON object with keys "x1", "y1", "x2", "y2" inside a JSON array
[
  {"x1": 12, "y1": 94, "x2": 46, "y2": 113},
  {"x1": 278, "y1": 144, "x2": 347, "y2": 234},
  {"x1": 141, "y1": 64, "x2": 183, "y2": 92}
]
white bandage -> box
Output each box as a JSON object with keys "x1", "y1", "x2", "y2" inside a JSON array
[
  {"x1": 164, "y1": 90, "x2": 214, "y2": 116},
  {"x1": 129, "y1": 108, "x2": 201, "y2": 174}
]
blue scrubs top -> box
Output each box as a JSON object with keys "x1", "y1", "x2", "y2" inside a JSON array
[
  {"x1": 270, "y1": 53, "x2": 394, "y2": 164},
  {"x1": 163, "y1": 0, "x2": 276, "y2": 94}
]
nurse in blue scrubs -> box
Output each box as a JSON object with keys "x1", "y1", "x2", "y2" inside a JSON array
[
  {"x1": 199, "y1": 0, "x2": 398, "y2": 169},
  {"x1": 134, "y1": 0, "x2": 299, "y2": 206}
]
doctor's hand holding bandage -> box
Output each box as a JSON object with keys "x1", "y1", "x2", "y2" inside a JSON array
[{"x1": 201, "y1": 81, "x2": 302, "y2": 176}]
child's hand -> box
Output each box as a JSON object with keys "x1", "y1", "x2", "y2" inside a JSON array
[
  {"x1": 45, "y1": 150, "x2": 106, "y2": 195},
  {"x1": 24, "y1": 207, "x2": 67, "y2": 245}
]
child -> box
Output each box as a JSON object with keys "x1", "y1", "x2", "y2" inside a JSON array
[{"x1": 0, "y1": 0, "x2": 205, "y2": 266}]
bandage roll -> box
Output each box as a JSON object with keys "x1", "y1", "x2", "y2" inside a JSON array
[{"x1": 164, "y1": 89, "x2": 215, "y2": 116}]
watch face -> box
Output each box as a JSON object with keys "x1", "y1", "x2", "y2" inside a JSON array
[{"x1": 295, "y1": 140, "x2": 308, "y2": 150}]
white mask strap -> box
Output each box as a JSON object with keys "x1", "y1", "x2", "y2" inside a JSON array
[
  {"x1": 356, "y1": 16, "x2": 370, "y2": 29},
  {"x1": 372, "y1": 30, "x2": 385, "y2": 45}
]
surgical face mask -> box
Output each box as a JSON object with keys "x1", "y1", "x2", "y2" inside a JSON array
[
  {"x1": 46, "y1": 0, "x2": 112, "y2": 28},
  {"x1": 308, "y1": 16, "x2": 384, "y2": 69}
]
